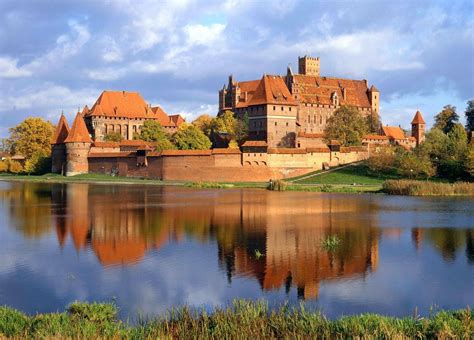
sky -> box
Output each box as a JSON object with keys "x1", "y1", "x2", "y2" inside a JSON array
[{"x1": 0, "y1": 0, "x2": 473, "y2": 138}]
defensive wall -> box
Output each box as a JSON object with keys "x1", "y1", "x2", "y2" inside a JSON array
[{"x1": 86, "y1": 146, "x2": 368, "y2": 182}]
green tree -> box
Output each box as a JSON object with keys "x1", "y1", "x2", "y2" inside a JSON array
[
  {"x1": 324, "y1": 105, "x2": 369, "y2": 146},
  {"x1": 397, "y1": 151, "x2": 435, "y2": 179},
  {"x1": 8, "y1": 118, "x2": 55, "y2": 159},
  {"x1": 103, "y1": 132, "x2": 122, "y2": 142},
  {"x1": 418, "y1": 128, "x2": 449, "y2": 163},
  {"x1": 155, "y1": 139, "x2": 176, "y2": 152},
  {"x1": 447, "y1": 123, "x2": 468, "y2": 160},
  {"x1": 465, "y1": 145, "x2": 474, "y2": 176},
  {"x1": 173, "y1": 124, "x2": 212, "y2": 150},
  {"x1": 135, "y1": 120, "x2": 169, "y2": 142},
  {"x1": 24, "y1": 150, "x2": 51, "y2": 174},
  {"x1": 433, "y1": 105, "x2": 459, "y2": 134},
  {"x1": 465, "y1": 99, "x2": 474, "y2": 132},
  {"x1": 210, "y1": 110, "x2": 248, "y2": 144},
  {"x1": 366, "y1": 112, "x2": 381, "y2": 133},
  {"x1": 367, "y1": 146, "x2": 397, "y2": 174}
]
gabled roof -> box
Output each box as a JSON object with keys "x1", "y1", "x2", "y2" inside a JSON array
[
  {"x1": 292, "y1": 75, "x2": 372, "y2": 108},
  {"x1": 247, "y1": 75, "x2": 298, "y2": 106},
  {"x1": 411, "y1": 110, "x2": 426, "y2": 124},
  {"x1": 51, "y1": 113, "x2": 70, "y2": 144},
  {"x1": 241, "y1": 140, "x2": 268, "y2": 147},
  {"x1": 235, "y1": 79, "x2": 261, "y2": 108},
  {"x1": 86, "y1": 91, "x2": 155, "y2": 119},
  {"x1": 370, "y1": 85, "x2": 379, "y2": 92},
  {"x1": 169, "y1": 114, "x2": 185, "y2": 127},
  {"x1": 64, "y1": 113, "x2": 92, "y2": 143},
  {"x1": 151, "y1": 106, "x2": 175, "y2": 127},
  {"x1": 381, "y1": 126, "x2": 406, "y2": 140}
]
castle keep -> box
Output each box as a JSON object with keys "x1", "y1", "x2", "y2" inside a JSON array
[{"x1": 219, "y1": 56, "x2": 380, "y2": 148}]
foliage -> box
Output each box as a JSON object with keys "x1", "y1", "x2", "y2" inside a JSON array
[
  {"x1": 465, "y1": 99, "x2": 474, "y2": 132},
  {"x1": 172, "y1": 124, "x2": 212, "y2": 150},
  {"x1": 210, "y1": 110, "x2": 248, "y2": 145},
  {"x1": 383, "y1": 180, "x2": 474, "y2": 196},
  {"x1": 396, "y1": 151, "x2": 435, "y2": 179},
  {"x1": 24, "y1": 150, "x2": 51, "y2": 175},
  {"x1": 103, "y1": 132, "x2": 122, "y2": 142},
  {"x1": 192, "y1": 114, "x2": 213, "y2": 136},
  {"x1": 433, "y1": 105, "x2": 459, "y2": 134},
  {"x1": 0, "y1": 302, "x2": 472, "y2": 338},
  {"x1": 466, "y1": 145, "x2": 474, "y2": 176},
  {"x1": 366, "y1": 112, "x2": 381, "y2": 133},
  {"x1": 367, "y1": 147, "x2": 397, "y2": 174},
  {"x1": 8, "y1": 118, "x2": 55, "y2": 159},
  {"x1": 447, "y1": 123, "x2": 468, "y2": 159},
  {"x1": 0, "y1": 161, "x2": 8, "y2": 172},
  {"x1": 324, "y1": 105, "x2": 369, "y2": 146},
  {"x1": 267, "y1": 179, "x2": 288, "y2": 191},
  {"x1": 228, "y1": 140, "x2": 239, "y2": 149},
  {"x1": 134, "y1": 120, "x2": 169, "y2": 143},
  {"x1": 155, "y1": 139, "x2": 176, "y2": 152},
  {"x1": 321, "y1": 235, "x2": 341, "y2": 251},
  {"x1": 8, "y1": 160, "x2": 23, "y2": 174}
]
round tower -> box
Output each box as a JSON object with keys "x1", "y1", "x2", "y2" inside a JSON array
[
  {"x1": 411, "y1": 110, "x2": 426, "y2": 146},
  {"x1": 64, "y1": 112, "x2": 92, "y2": 176},
  {"x1": 51, "y1": 113, "x2": 70, "y2": 174}
]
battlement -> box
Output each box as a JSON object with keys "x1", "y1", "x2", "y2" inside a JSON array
[{"x1": 298, "y1": 55, "x2": 320, "y2": 76}]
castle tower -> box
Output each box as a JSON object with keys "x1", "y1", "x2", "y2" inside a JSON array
[
  {"x1": 51, "y1": 113, "x2": 70, "y2": 174},
  {"x1": 411, "y1": 110, "x2": 426, "y2": 146},
  {"x1": 298, "y1": 56, "x2": 320, "y2": 76},
  {"x1": 369, "y1": 85, "x2": 379, "y2": 114},
  {"x1": 64, "y1": 112, "x2": 92, "y2": 176}
]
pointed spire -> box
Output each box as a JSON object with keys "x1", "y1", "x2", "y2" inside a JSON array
[
  {"x1": 370, "y1": 85, "x2": 379, "y2": 92},
  {"x1": 411, "y1": 110, "x2": 426, "y2": 124},
  {"x1": 81, "y1": 105, "x2": 89, "y2": 116},
  {"x1": 64, "y1": 112, "x2": 92, "y2": 143},
  {"x1": 51, "y1": 113, "x2": 70, "y2": 144}
]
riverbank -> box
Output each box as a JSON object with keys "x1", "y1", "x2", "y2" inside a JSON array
[{"x1": 1, "y1": 302, "x2": 472, "y2": 338}]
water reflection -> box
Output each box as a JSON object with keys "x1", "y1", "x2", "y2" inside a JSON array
[{"x1": 1, "y1": 181, "x2": 472, "y2": 304}]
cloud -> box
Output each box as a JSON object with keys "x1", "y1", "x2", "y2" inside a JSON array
[{"x1": 0, "y1": 57, "x2": 31, "y2": 78}]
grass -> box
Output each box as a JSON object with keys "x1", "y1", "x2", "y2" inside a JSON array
[
  {"x1": 383, "y1": 180, "x2": 474, "y2": 196},
  {"x1": 321, "y1": 235, "x2": 341, "y2": 251},
  {"x1": 0, "y1": 301, "x2": 471, "y2": 338}
]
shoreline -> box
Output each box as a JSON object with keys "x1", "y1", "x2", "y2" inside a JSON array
[{"x1": 0, "y1": 301, "x2": 471, "y2": 338}]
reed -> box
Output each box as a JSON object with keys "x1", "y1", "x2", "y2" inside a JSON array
[
  {"x1": 268, "y1": 179, "x2": 288, "y2": 191},
  {"x1": 383, "y1": 180, "x2": 474, "y2": 196},
  {"x1": 0, "y1": 301, "x2": 472, "y2": 338}
]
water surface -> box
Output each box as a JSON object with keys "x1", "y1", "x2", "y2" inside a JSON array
[{"x1": 0, "y1": 181, "x2": 472, "y2": 319}]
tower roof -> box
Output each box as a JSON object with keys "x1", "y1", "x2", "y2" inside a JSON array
[
  {"x1": 247, "y1": 75, "x2": 298, "y2": 106},
  {"x1": 370, "y1": 85, "x2": 379, "y2": 92},
  {"x1": 64, "y1": 112, "x2": 92, "y2": 143},
  {"x1": 411, "y1": 110, "x2": 426, "y2": 124},
  {"x1": 51, "y1": 113, "x2": 70, "y2": 144}
]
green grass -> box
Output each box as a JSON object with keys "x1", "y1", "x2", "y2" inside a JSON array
[
  {"x1": 0, "y1": 301, "x2": 471, "y2": 338},
  {"x1": 290, "y1": 164, "x2": 399, "y2": 185}
]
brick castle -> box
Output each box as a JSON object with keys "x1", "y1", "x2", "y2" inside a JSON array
[{"x1": 51, "y1": 56, "x2": 426, "y2": 181}]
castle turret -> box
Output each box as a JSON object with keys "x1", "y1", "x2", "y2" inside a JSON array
[
  {"x1": 369, "y1": 85, "x2": 379, "y2": 114},
  {"x1": 298, "y1": 55, "x2": 320, "y2": 76},
  {"x1": 51, "y1": 113, "x2": 70, "y2": 174},
  {"x1": 64, "y1": 112, "x2": 92, "y2": 176},
  {"x1": 411, "y1": 110, "x2": 426, "y2": 146}
]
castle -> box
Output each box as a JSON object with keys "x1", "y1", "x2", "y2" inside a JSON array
[{"x1": 51, "y1": 56, "x2": 426, "y2": 181}]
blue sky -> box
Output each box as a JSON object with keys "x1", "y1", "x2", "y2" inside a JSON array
[{"x1": 0, "y1": 0, "x2": 473, "y2": 137}]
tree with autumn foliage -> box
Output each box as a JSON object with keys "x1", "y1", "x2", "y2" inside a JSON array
[
  {"x1": 172, "y1": 124, "x2": 212, "y2": 150},
  {"x1": 324, "y1": 105, "x2": 369, "y2": 146}
]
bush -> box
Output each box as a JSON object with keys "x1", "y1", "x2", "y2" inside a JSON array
[
  {"x1": 24, "y1": 150, "x2": 51, "y2": 175},
  {"x1": 268, "y1": 179, "x2": 287, "y2": 191},
  {"x1": 0, "y1": 161, "x2": 8, "y2": 172},
  {"x1": 368, "y1": 147, "x2": 397, "y2": 174},
  {"x1": 8, "y1": 160, "x2": 23, "y2": 174},
  {"x1": 397, "y1": 152, "x2": 435, "y2": 179}
]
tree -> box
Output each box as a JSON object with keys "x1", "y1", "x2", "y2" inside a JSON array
[
  {"x1": 418, "y1": 128, "x2": 449, "y2": 163},
  {"x1": 447, "y1": 123, "x2": 468, "y2": 160},
  {"x1": 433, "y1": 105, "x2": 459, "y2": 134},
  {"x1": 210, "y1": 110, "x2": 248, "y2": 145},
  {"x1": 172, "y1": 124, "x2": 212, "y2": 150},
  {"x1": 8, "y1": 118, "x2": 54, "y2": 159},
  {"x1": 324, "y1": 105, "x2": 369, "y2": 146},
  {"x1": 135, "y1": 120, "x2": 169, "y2": 142},
  {"x1": 465, "y1": 99, "x2": 474, "y2": 132},
  {"x1": 155, "y1": 139, "x2": 176, "y2": 152},
  {"x1": 366, "y1": 112, "x2": 381, "y2": 133},
  {"x1": 103, "y1": 132, "x2": 123, "y2": 142},
  {"x1": 192, "y1": 114, "x2": 213, "y2": 136},
  {"x1": 465, "y1": 145, "x2": 474, "y2": 177},
  {"x1": 367, "y1": 146, "x2": 397, "y2": 174},
  {"x1": 397, "y1": 151, "x2": 435, "y2": 179},
  {"x1": 24, "y1": 150, "x2": 50, "y2": 174}
]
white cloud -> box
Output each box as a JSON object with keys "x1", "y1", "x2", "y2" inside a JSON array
[
  {"x1": 0, "y1": 57, "x2": 32, "y2": 78},
  {"x1": 183, "y1": 23, "x2": 226, "y2": 46},
  {"x1": 101, "y1": 36, "x2": 123, "y2": 63}
]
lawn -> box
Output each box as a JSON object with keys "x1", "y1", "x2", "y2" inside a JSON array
[{"x1": 289, "y1": 164, "x2": 399, "y2": 185}]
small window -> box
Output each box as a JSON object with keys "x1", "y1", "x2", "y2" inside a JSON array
[
  {"x1": 289, "y1": 107, "x2": 292, "y2": 111},
  {"x1": 275, "y1": 122, "x2": 277, "y2": 126},
  {"x1": 286, "y1": 122, "x2": 289, "y2": 127},
  {"x1": 281, "y1": 106, "x2": 284, "y2": 111},
  {"x1": 273, "y1": 106, "x2": 276, "y2": 110}
]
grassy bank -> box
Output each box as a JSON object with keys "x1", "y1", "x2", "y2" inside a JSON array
[
  {"x1": 383, "y1": 180, "x2": 474, "y2": 196},
  {"x1": 0, "y1": 301, "x2": 471, "y2": 338}
]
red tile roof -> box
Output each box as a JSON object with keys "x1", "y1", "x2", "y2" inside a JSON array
[
  {"x1": 247, "y1": 75, "x2": 298, "y2": 107},
  {"x1": 169, "y1": 114, "x2": 185, "y2": 127},
  {"x1": 267, "y1": 148, "x2": 307, "y2": 154},
  {"x1": 235, "y1": 80, "x2": 261, "y2": 108},
  {"x1": 64, "y1": 113, "x2": 92, "y2": 143},
  {"x1": 92, "y1": 141, "x2": 120, "y2": 148},
  {"x1": 241, "y1": 140, "x2": 268, "y2": 147},
  {"x1": 51, "y1": 113, "x2": 70, "y2": 144},
  {"x1": 292, "y1": 75, "x2": 372, "y2": 108},
  {"x1": 382, "y1": 126, "x2": 406, "y2": 140},
  {"x1": 411, "y1": 110, "x2": 426, "y2": 124},
  {"x1": 161, "y1": 150, "x2": 212, "y2": 156}
]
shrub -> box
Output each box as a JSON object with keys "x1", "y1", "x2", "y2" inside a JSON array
[
  {"x1": 268, "y1": 179, "x2": 287, "y2": 191},
  {"x1": 24, "y1": 150, "x2": 50, "y2": 175},
  {"x1": 368, "y1": 147, "x2": 397, "y2": 174},
  {"x1": 383, "y1": 180, "x2": 474, "y2": 196},
  {"x1": 0, "y1": 161, "x2": 8, "y2": 172},
  {"x1": 8, "y1": 160, "x2": 23, "y2": 174}
]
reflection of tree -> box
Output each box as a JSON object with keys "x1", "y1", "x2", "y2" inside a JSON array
[
  {"x1": 466, "y1": 230, "x2": 474, "y2": 265},
  {"x1": 1, "y1": 183, "x2": 55, "y2": 238},
  {"x1": 425, "y1": 228, "x2": 466, "y2": 262}
]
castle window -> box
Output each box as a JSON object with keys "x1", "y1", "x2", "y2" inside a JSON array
[
  {"x1": 273, "y1": 106, "x2": 276, "y2": 110},
  {"x1": 275, "y1": 122, "x2": 277, "y2": 126},
  {"x1": 281, "y1": 106, "x2": 284, "y2": 111},
  {"x1": 320, "y1": 116, "x2": 323, "y2": 124},
  {"x1": 289, "y1": 107, "x2": 291, "y2": 111},
  {"x1": 286, "y1": 122, "x2": 289, "y2": 127}
]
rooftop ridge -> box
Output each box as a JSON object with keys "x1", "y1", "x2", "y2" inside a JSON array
[
  {"x1": 51, "y1": 113, "x2": 70, "y2": 144},
  {"x1": 64, "y1": 112, "x2": 92, "y2": 143}
]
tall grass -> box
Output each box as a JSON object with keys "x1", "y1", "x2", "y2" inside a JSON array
[
  {"x1": 383, "y1": 180, "x2": 474, "y2": 196},
  {"x1": 0, "y1": 301, "x2": 472, "y2": 338},
  {"x1": 268, "y1": 179, "x2": 288, "y2": 191}
]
